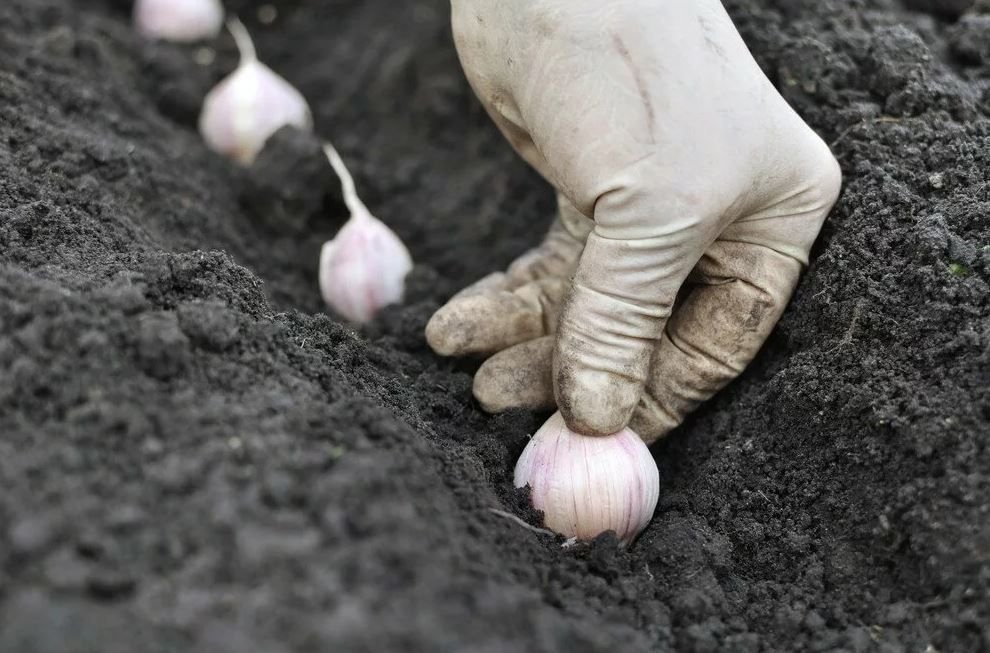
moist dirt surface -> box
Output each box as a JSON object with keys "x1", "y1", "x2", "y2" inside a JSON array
[{"x1": 1, "y1": 1, "x2": 988, "y2": 651}]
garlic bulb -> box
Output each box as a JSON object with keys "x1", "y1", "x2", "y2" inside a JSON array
[
  {"x1": 133, "y1": 0, "x2": 225, "y2": 43},
  {"x1": 319, "y1": 143, "x2": 413, "y2": 323},
  {"x1": 514, "y1": 411, "x2": 660, "y2": 546},
  {"x1": 198, "y1": 18, "x2": 313, "y2": 165}
]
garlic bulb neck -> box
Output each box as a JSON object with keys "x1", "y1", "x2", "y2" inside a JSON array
[
  {"x1": 226, "y1": 16, "x2": 258, "y2": 64},
  {"x1": 324, "y1": 142, "x2": 371, "y2": 218}
]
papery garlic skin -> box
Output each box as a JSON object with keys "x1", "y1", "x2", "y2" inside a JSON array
[
  {"x1": 319, "y1": 210, "x2": 414, "y2": 323},
  {"x1": 318, "y1": 143, "x2": 413, "y2": 323},
  {"x1": 199, "y1": 19, "x2": 313, "y2": 165},
  {"x1": 514, "y1": 411, "x2": 660, "y2": 545},
  {"x1": 134, "y1": 0, "x2": 225, "y2": 43}
]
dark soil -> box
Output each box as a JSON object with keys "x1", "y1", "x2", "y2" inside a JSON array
[{"x1": 1, "y1": 0, "x2": 987, "y2": 651}]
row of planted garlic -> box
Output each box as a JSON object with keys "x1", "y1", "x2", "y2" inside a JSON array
[
  {"x1": 136, "y1": 0, "x2": 412, "y2": 324},
  {"x1": 135, "y1": 0, "x2": 660, "y2": 547}
]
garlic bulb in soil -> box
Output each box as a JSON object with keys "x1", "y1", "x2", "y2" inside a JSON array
[
  {"x1": 514, "y1": 411, "x2": 660, "y2": 546},
  {"x1": 133, "y1": 0, "x2": 225, "y2": 43},
  {"x1": 198, "y1": 18, "x2": 313, "y2": 165},
  {"x1": 319, "y1": 143, "x2": 413, "y2": 323}
]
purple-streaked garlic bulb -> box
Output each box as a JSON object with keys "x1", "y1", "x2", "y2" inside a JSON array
[
  {"x1": 198, "y1": 18, "x2": 312, "y2": 165},
  {"x1": 514, "y1": 411, "x2": 660, "y2": 546},
  {"x1": 318, "y1": 143, "x2": 413, "y2": 323},
  {"x1": 133, "y1": 0, "x2": 224, "y2": 43}
]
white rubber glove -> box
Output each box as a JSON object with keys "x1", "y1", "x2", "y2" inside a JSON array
[{"x1": 427, "y1": 0, "x2": 842, "y2": 440}]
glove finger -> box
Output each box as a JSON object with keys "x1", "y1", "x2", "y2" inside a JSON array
[
  {"x1": 428, "y1": 202, "x2": 586, "y2": 357},
  {"x1": 630, "y1": 240, "x2": 803, "y2": 442},
  {"x1": 554, "y1": 225, "x2": 701, "y2": 436},
  {"x1": 449, "y1": 271, "x2": 511, "y2": 301},
  {"x1": 426, "y1": 276, "x2": 569, "y2": 356},
  {"x1": 473, "y1": 336, "x2": 556, "y2": 413}
]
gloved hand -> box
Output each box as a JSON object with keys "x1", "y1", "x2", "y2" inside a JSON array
[{"x1": 427, "y1": 0, "x2": 842, "y2": 441}]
